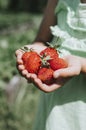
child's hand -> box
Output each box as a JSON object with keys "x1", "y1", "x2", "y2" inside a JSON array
[
  {"x1": 16, "y1": 46, "x2": 85, "y2": 93},
  {"x1": 31, "y1": 55, "x2": 82, "y2": 92},
  {"x1": 53, "y1": 55, "x2": 82, "y2": 79},
  {"x1": 29, "y1": 55, "x2": 85, "y2": 93},
  {"x1": 15, "y1": 42, "x2": 46, "y2": 81}
]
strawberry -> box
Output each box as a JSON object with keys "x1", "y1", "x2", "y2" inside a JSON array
[
  {"x1": 21, "y1": 47, "x2": 37, "y2": 65},
  {"x1": 25, "y1": 53, "x2": 41, "y2": 74},
  {"x1": 40, "y1": 47, "x2": 59, "y2": 60},
  {"x1": 37, "y1": 67, "x2": 54, "y2": 85},
  {"x1": 22, "y1": 51, "x2": 37, "y2": 64},
  {"x1": 49, "y1": 57, "x2": 68, "y2": 70}
]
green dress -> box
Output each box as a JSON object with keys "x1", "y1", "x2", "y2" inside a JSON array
[{"x1": 33, "y1": 0, "x2": 86, "y2": 130}]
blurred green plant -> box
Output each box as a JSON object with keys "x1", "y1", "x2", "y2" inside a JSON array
[
  {"x1": 0, "y1": 0, "x2": 8, "y2": 10},
  {"x1": 0, "y1": 12, "x2": 42, "y2": 81},
  {"x1": 0, "y1": 13, "x2": 41, "y2": 30},
  {"x1": 0, "y1": 12, "x2": 42, "y2": 130}
]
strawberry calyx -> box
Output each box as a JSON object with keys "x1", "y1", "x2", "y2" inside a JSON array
[
  {"x1": 45, "y1": 36, "x2": 61, "y2": 49},
  {"x1": 21, "y1": 46, "x2": 34, "y2": 52},
  {"x1": 40, "y1": 54, "x2": 52, "y2": 67},
  {"x1": 46, "y1": 42, "x2": 60, "y2": 49}
]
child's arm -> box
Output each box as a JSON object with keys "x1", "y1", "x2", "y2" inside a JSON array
[{"x1": 34, "y1": 0, "x2": 58, "y2": 43}]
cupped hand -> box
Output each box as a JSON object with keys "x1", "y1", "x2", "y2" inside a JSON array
[
  {"x1": 15, "y1": 42, "x2": 47, "y2": 81},
  {"x1": 16, "y1": 48, "x2": 83, "y2": 93},
  {"x1": 30, "y1": 55, "x2": 82, "y2": 93}
]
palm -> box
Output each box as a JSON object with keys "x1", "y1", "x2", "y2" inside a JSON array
[
  {"x1": 15, "y1": 42, "x2": 47, "y2": 81},
  {"x1": 23, "y1": 43, "x2": 47, "y2": 54},
  {"x1": 30, "y1": 74, "x2": 69, "y2": 92},
  {"x1": 28, "y1": 55, "x2": 82, "y2": 92},
  {"x1": 16, "y1": 44, "x2": 82, "y2": 93}
]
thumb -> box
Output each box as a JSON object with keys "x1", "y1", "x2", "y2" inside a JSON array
[{"x1": 53, "y1": 66, "x2": 81, "y2": 78}]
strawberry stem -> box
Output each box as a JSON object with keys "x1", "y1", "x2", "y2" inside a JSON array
[
  {"x1": 20, "y1": 46, "x2": 34, "y2": 52},
  {"x1": 40, "y1": 55, "x2": 51, "y2": 68},
  {"x1": 46, "y1": 36, "x2": 61, "y2": 49}
]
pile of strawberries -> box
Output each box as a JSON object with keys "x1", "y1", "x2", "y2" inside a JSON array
[{"x1": 21, "y1": 45, "x2": 68, "y2": 85}]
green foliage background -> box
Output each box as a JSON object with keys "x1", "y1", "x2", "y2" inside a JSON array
[{"x1": 0, "y1": 11, "x2": 42, "y2": 130}]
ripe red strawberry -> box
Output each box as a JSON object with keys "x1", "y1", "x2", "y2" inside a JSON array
[
  {"x1": 49, "y1": 57, "x2": 68, "y2": 70},
  {"x1": 25, "y1": 53, "x2": 41, "y2": 74},
  {"x1": 22, "y1": 51, "x2": 37, "y2": 64},
  {"x1": 40, "y1": 47, "x2": 59, "y2": 60},
  {"x1": 38, "y1": 67, "x2": 54, "y2": 85}
]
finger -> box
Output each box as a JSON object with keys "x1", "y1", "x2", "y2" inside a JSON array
[
  {"x1": 16, "y1": 54, "x2": 23, "y2": 64},
  {"x1": 22, "y1": 72, "x2": 33, "y2": 83},
  {"x1": 33, "y1": 78, "x2": 46, "y2": 91},
  {"x1": 27, "y1": 73, "x2": 37, "y2": 84},
  {"x1": 30, "y1": 74, "x2": 37, "y2": 79},
  {"x1": 18, "y1": 65, "x2": 25, "y2": 71},
  {"x1": 15, "y1": 49, "x2": 23, "y2": 57},
  {"x1": 33, "y1": 77, "x2": 61, "y2": 93},
  {"x1": 53, "y1": 66, "x2": 81, "y2": 78},
  {"x1": 17, "y1": 59, "x2": 23, "y2": 64},
  {"x1": 21, "y1": 69, "x2": 28, "y2": 76},
  {"x1": 26, "y1": 73, "x2": 31, "y2": 79},
  {"x1": 15, "y1": 50, "x2": 23, "y2": 64},
  {"x1": 44, "y1": 84, "x2": 61, "y2": 93}
]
